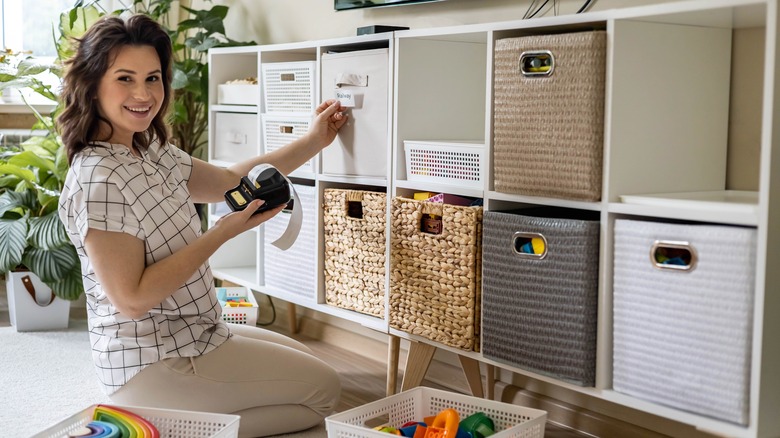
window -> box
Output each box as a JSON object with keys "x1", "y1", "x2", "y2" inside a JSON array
[{"x1": 0, "y1": 0, "x2": 74, "y2": 56}]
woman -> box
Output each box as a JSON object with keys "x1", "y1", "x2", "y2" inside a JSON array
[{"x1": 57, "y1": 14, "x2": 347, "y2": 437}]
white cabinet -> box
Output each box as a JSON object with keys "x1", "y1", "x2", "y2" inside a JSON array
[
  {"x1": 207, "y1": 34, "x2": 395, "y2": 334},
  {"x1": 208, "y1": 1, "x2": 780, "y2": 436}
]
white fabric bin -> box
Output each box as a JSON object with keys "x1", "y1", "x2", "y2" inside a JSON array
[
  {"x1": 612, "y1": 219, "x2": 756, "y2": 425},
  {"x1": 321, "y1": 48, "x2": 390, "y2": 178},
  {"x1": 213, "y1": 112, "x2": 258, "y2": 163}
]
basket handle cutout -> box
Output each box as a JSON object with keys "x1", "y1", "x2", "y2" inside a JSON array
[
  {"x1": 347, "y1": 201, "x2": 363, "y2": 219},
  {"x1": 421, "y1": 213, "x2": 443, "y2": 235},
  {"x1": 519, "y1": 50, "x2": 555, "y2": 77},
  {"x1": 512, "y1": 232, "x2": 548, "y2": 259},
  {"x1": 363, "y1": 414, "x2": 391, "y2": 429},
  {"x1": 279, "y1": 125, "x2": 294, "y2": 134},
  {"x1": 650, "y1": 240, "x2": 697, "y2": 272},
  {"x1": 420, "y1": 201, "x2": 444, "y2": 235},
  {"x1": 280, "y1": 73, "x2": 296, "y2": 82}
]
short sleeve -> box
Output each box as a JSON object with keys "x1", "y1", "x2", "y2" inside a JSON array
[
  {"x1": 168, "y1": 144, "x2": 193, "y2": 182},
  {"x1": 73, "y1": 169, "x2": 144, "y2": 241}
]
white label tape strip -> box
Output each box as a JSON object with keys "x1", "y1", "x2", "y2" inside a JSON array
[
  {"x1": 246, "y1": 164, "x2": 302, "y2": 251},
  {"x1": 270, "y1": 178, "x2": 301, "y2": 251}
]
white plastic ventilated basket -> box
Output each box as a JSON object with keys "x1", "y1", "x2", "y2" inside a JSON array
[
  {"x1": 403, "y1": 141, "x2": 484, "y2": 188},
  {"x1": 262, "y1": 61, "x2": 316, "y2": 114},
  {"x1": 326, "y1": 387, "x2": 547, "y2": 438},
  {"x1": 264, "y1": 184, "x2": 317, "y2": 300},
  {"x1": 218, "y1": 286, "x2": 259, "y2": 326},
  {"x1": 32, "y1": 404, "x2": 240, "y2": 438},
  {"x1": 262, "y1": 114, "x2": 315, "y2": 176}
]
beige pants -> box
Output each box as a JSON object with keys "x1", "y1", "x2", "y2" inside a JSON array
[{"x1": 110, "y1": 323, "x2": 341, "y2": 437}]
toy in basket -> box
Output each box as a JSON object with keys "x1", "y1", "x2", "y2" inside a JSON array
[
  {"x1": 31, "y1": 404, "x2": 240, "y2": 438},
  {"x1": 325, "y1": 387, "x2": 547, "y2": 438},
  {"x1": 217, "y1": 286, "x2": 259, "y2": 325}
]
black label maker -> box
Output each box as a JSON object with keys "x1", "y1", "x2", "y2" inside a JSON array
[{"x1": 224, "y1": 164, "x2": 292, "y2": 214}]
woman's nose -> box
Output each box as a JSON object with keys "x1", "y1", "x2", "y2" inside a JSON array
[{"x1": 132, "y1": 83, "x2": 151, "y2": 99}]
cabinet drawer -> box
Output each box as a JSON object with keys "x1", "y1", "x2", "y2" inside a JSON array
[
  {"x1": 264, "y1": 184, "x2": 316, "y2": 299},
  {"x1": 612, "y1": 219, "x2": 756, "y2": 425},
  {"x1": 493, "y1": 31, "x2": 606, "y2": 201},
  {"x1": 481, "y1": 209, "x2": 600, "y2": 386},
  {"x1": 213, "y1": 112, "x2": 258, "y2": 162},
  {"x1": 262, "y1": 61, "x2": 316, "y2": 114},
  {"x1": 261, "y1": 115, "x2": 314, "y2": 177},
  {"x1": 321, "y1": 48, "x2": 390, "y2": 178}
]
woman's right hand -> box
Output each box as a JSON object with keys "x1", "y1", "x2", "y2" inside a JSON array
[{"x1": 212, "y1": 199, "x2": 286, "y2": 242}]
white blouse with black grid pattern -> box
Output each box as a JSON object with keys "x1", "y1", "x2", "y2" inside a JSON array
[{"x1": 58, "y1": 140, "x2": 229, "y2": 395}]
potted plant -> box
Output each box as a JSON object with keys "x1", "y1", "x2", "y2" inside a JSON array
[
  {"x1": 0, "y1": 1, "x2": 253, "y2": 329},
  {"x1": 0, "y1": 6, "x2": 97, "y2": 330}
]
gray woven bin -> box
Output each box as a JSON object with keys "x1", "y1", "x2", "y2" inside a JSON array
[
  {"x1": 481, "y1": 209, "x2": 599, "y2": 386},
  {"x1": 493, "y1": 31, "x2": 606, "y2": 201}
]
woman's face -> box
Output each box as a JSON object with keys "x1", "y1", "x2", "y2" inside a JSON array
[{"x1": 96, "y1": 44, "x2": 164, "y2": 146}]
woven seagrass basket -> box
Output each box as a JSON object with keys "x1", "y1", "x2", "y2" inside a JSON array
[
  {"x1": 389, "y1": 197, "x2": 483, "y2": 351},
  {"x1": 322, "y1": 189, "x2": 387, "y2": 317},
  {"x1": 493, "y1": 31, "x2": 606, "y2": 201}
]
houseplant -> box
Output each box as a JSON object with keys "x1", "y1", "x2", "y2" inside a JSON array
[{"x1": 0, "y1": 0, "x2": 253, "y2": 307}]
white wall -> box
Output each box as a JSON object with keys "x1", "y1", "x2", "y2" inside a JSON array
[{"x1": 203, "y1": 0, "x2": 676, "y2": 45}]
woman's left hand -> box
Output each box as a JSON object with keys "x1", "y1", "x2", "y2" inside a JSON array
[{"x1": 309, "y1": 99, "x2": 348, "y2": 150}]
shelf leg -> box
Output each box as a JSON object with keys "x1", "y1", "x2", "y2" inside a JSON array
[
  {"x1": 400, "y1": 341, "x2": 437, "y2": 391},
  {"x1": 485, "y1": 364, "x2": 496, "y2": 400},
  {"x1": 458, "y1": 355, "x2": 484, "y2": 398},
  {"x1": 287, "y1": 303, "x2": 298, "y2": 334},
  {"x1": 387, "y1": 335, "x2": 401, "y2": 396}
]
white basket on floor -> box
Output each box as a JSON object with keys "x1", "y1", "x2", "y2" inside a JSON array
[
  {"x1": 32, "y1": 404, "x2": 240, "y2": 438},
  {"x1": 326, "y1": 387, "x2": 546, "y2": 438}
]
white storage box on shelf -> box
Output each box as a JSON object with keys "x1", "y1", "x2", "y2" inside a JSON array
[
  {"x1": 32, "y1": 404, "x2": 240, "y2": 438},
  {"x1": 213, "y1": 112, "x2": 258, "y2": 163},
  {"x1": 261, "y1": 114, "x2": 314, "y2": 176},
  {"x1": 612, "y1": 219, "x2": 757, "y2": 425},
  {"x1": 217, "y1": 286, "x2": 259, "y2": 326},
  {"x1": 326, "y1": 387, "x2": 547, "y2": 438},
  {"x1": 264, "y1": 184, "x2": 317, "y2": 300},
  {"x1": 261, "y1": 61, "x2": 316, "y2": 114},
  {"x1": 320, "y1": 48, "x2": 390, "y2": 178},
  {"x1": 403, "y1": 140, "x2": 484, "y2": 188},
  {"x1": 217, "y1": 83, "x2": 259, "y2": 106}
]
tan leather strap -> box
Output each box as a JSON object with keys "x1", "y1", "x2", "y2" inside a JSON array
[{"x1": 22, "y1": 275, "x2": 57, "y2": 307}]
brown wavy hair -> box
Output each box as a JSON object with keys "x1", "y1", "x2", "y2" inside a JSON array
[{"x1": 58, "y1": 14, "x2": 173, "y2": 164}]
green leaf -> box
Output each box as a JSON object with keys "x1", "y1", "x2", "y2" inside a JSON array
[
  {"x1": 8, "y1": 150, "x2": 56, "y2": 174},
  {"x1": 0, "y1": 164, "x2": 35, "y2": 187},
  {"x1": 0, "y1": 191, "x2": 36, "y2": 217},
  {"x1": 46, "y1": 267, "x2": 84, "y2": 301},
  {"x1": 22, "y1": 244, "x2": 79, "y2": 284},
  {"x1": 27, "y1": 211, "x2": 68, "y2": 250},
  {"x1": 0, "y1": 217, "x2": 27, "y2": 273}
]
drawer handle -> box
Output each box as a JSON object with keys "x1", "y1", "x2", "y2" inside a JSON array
[
  {"x1": 279, "y1": 125, "x2": 294, "y2": 134},
  {"x1": 519, "y1": 50, "x2": 555, "y2": 76},
  {"x1": 650, "y1": 240, "x2": 697, "y2": 272},
  {"x1": 228, "y1": 132, "x2": 247, "y2": 144},
  {"x1": 512, "y1": 232, "x2": 547, "y2": 259},
  {"x1": 280, "y1": 73, "x2": 296, "y2": 81}
]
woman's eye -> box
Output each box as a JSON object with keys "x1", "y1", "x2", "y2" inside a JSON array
[
  {"x1": 147, "y1": 75, "x2": 160, "y2": 82},
  {"x1": 118, "y1": 76, "x2": 132, "y2": 82}
]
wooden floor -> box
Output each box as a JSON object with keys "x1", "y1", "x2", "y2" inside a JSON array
[{"x1": 275, "y1": 323, "x2": 590, "y2": 437}]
